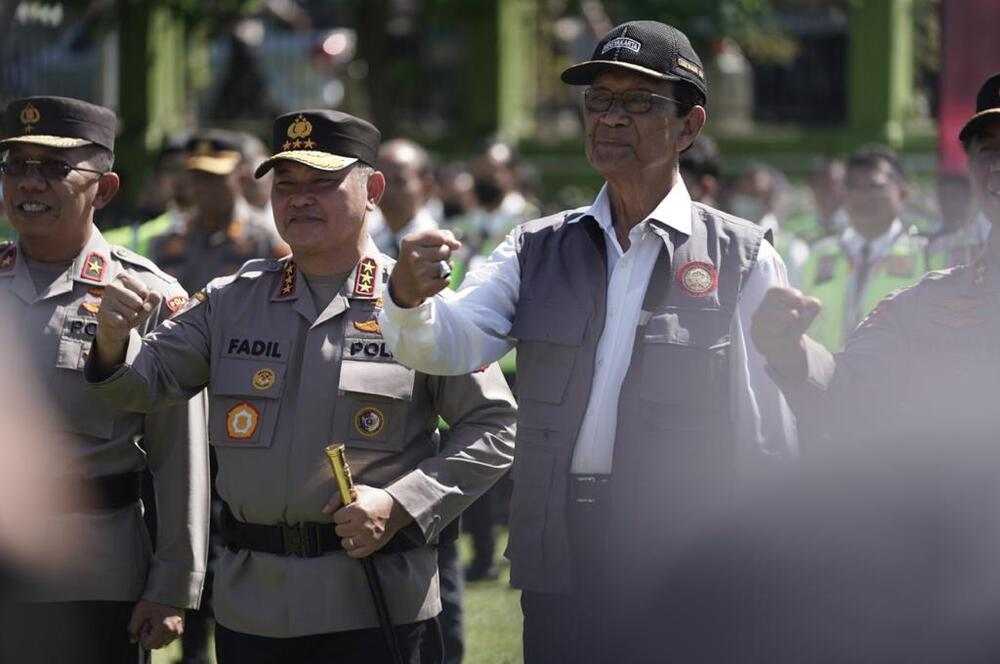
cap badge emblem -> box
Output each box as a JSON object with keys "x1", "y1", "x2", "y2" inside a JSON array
[
  {"x1": 284, "y1": 114, "x2": 315, "y2": 150},
  {"x1": 20, "y1": 103, "x2": 40, "y2": 132}
]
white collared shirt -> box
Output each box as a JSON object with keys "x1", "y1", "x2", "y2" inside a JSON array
[{"x1": 381, "y1": 179, "x2": 797, "y2": 473}]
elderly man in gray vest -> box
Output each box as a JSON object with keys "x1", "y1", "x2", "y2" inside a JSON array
[{"x1": 380, "y1": 21, "x2": 796, "y2": 663}]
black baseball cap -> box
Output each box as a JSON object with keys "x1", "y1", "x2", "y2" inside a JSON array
[
  {"x1": 254, "y1": 110, "x2": 381, "y2": 178},
  {"x1": 959, "y1": 72, "x2": 1000, "y2": 144},
  {"x1": 185, "y1": 129, "x2": 244, "y2": 175},
  {"x1": 1, "y1": 95, "x2": 117, "y2": 151},
  {"x1": 561, "y1": 21, "x2": 707, "y2": 104}
]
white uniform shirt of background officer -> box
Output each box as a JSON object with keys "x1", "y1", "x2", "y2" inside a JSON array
[
  {"x1": 844, "y1": 150, "x2": 908, "y2": 237},
  {"x1": 270, "y1": 161, "x2": 385, "y2": 262},
  {"x1": 2, "y1": 143, "x2": 119, "y2": 257},
  {"x1": 964, "y1": 122, "x2": 1000, "y2": 225},
  {"x1": 582, "y1": 70, "x2": 706, "y2": 193}
]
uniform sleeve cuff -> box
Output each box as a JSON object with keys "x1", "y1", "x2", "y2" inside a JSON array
[
  {"x1": 141, "y1": 564, "x2": 205, "y2": 610},
  {"x1": 380, "y1": 288, "x2": 434, "y2": 327},
  {"x1": 384, "y1": 470, "x2": 446, "y2": 544}
]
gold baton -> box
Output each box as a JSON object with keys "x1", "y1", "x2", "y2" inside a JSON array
[{"x1": 324, "y1": 444, "x2": 356, "y2": 506}]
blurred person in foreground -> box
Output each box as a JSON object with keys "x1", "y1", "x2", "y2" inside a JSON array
[
  {"x1": 746, "y1": 71, "x2": 1000, "y2": 664},
  {"x1": 798, "y1": 145, "x2": 926, "y2": 350},
  {"x1": 86, "y1": 109, "x2": 516, "y2": 664},
  {"x1": 924, "y1": 171, "x2": 990, "y2": 269},
  {"x1": 150, "y1": 130, "x2": 287, "y2": 293},
  {"x1": 380, "y1": 20, "x2": 796, "y2": 663},
  {"x1": 0, "y1": 95, "x2": 208, "y2": 662}
]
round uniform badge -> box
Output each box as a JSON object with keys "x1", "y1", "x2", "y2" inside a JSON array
[
  {"x1": 677, "y1": 261, "x2": 718, "y2": 298},
  {"x1": 226, "y1": 402, "x2": 260, "y2": 440},
  {"x1": 354, "y1": 406, "x2": 386, "y2": 437},
  {"x1": 252, "y1": 368, "x2": 276, "y2": 391}
]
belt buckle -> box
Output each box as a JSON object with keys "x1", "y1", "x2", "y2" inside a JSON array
[{"x1": 282, "y1": 523, "x2": 320, "y2": 557}]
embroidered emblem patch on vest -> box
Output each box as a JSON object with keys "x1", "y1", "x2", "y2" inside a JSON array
[
  {"x1": 354, "y1": 406, "x2": 385, "y2": 437},
  {"x1": 226, "y1": 402, "x2": 260, "y2": 439},
  {"x1": 676, "y1": 261, "x2": 718, "y2": 297},
  {"x1": 251, "y1": 368, "x2": 276, "y2": 391}
]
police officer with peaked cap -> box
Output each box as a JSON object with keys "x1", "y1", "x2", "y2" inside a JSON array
[
  {"x1": 0, "y1": 95, "x2": 209, "y2": 662},
  {"x1": 86, "y1": 108, "x2": 516, "y2": 663},
  {"x1": 380, "y1": 20, "x2": 797, "y2": 663}
]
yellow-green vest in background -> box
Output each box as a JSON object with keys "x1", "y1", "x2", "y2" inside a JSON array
[{"x1": 803, "y1": 228, "x2": 926, "y2": 351}]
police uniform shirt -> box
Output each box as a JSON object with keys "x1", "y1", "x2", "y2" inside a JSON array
[
  {"x1": 0, "y1": 226, "x2": 209, "y2": 607},
  {"x1": 87, "y1": 237, "x2": 516, "y2": 638},
  {"x1": 380, "y1": 180, "x2": 798, "y2": 474},
  {"x1": 839, "y1": 219, "x2": 911, "y2": 331}
]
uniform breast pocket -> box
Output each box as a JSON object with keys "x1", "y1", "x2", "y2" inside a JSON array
[
  {"x1": 638, "y1": 307, "x2": 732, "y2": 417},
  {"x1": 209, "y1": 359, "x2": 287, "y2": 448},
  {"x1": 509, "y1": 301, "x2": 590, "y2": 405},
  {"x1": 53, "y1": 316, "x2": 117, "y2": 440},
  {"x1": 333, "y1": 359, "x2": 416, "y2": 453}
]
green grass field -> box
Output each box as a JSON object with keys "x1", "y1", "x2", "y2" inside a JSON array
[{"x1": 153, "y1": 532, "x2": 522, "y2": 664}]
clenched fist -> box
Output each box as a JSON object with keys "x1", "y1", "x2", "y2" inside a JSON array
[
  {"x1": 388, "y1": 229, "x2": 462, "y2": 308},
  {"x1": 93, "y1": 273, "x2": 162, "y2": 371},
  {"x1": 750, "y1": 287, "x2": 822, "y2": 380}
]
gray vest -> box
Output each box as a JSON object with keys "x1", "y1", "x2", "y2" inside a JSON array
[{"x1": 506, "y1": 202, "x2": 765, "y2": 594}]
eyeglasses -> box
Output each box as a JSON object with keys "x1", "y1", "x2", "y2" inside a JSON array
[
  {"x1": 583, "y1": 88, "x2": 684, "y2": 114},
  {"x1": 0, "y1": 158, "x2": 106, "y2": 180}
]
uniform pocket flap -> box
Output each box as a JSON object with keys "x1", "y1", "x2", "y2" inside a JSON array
[
  {"x1": 510, "y1": 300, "x2": 590, "y2": 346},
  {"x1": 212, "y1": 358, "x2": 287, "y2": 399},
  {"x1": 642, "y1": 306, "x2": 732, "y2": 349},
  {"x1": 339, "y1": 360, "x2": 415, "y2": 401}
]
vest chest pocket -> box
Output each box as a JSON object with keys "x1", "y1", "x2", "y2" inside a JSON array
[
  {"x1": 209, "y1": 359, "x2": 287, "y2": 448},
  {"x1": 510, "y1": 300, "x2": 590, "y2": 405},
  {"x1": 333, "y1": 359, "x2": 415, "y2": 453},
  {"x1": 637, "y1": 307, "x2": 732, "y2": 415}
]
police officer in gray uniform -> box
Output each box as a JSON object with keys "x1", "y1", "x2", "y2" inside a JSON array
[
  {"x1": 381, "y1": 21, "x2": 796, "y2": 664},
  {"x1": 87, "y1": 109, "x2": 516, "y2": 664},
  {"x1": 0, "y1": 96, "x2": 209, "y2": 663}
]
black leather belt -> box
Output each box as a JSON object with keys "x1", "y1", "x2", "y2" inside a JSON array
[
  {"x1": 219, "y1": 503, "x2": 438, "y2": 558},
  {"x1": 60, "y1": 472, "x2": 142, "y2": 512},
  {"x1": 569, "y1": 474, "x2": 612, "y2": 507}
]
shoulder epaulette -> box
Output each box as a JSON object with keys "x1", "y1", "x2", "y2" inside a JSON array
[{"x1": 111, "y1": 245, "x2": 177, "y2": 283}]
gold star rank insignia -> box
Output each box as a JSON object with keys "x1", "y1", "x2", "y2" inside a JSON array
[
  {"x1": 274, "y1": 260, "x2": 298, "y2": 299},
  {"x1": 353, "y1": 257, "x2": 378, "y2": 298},
  {"x1": 79, "y1": 252, "x2": 107, "y2": 282}
]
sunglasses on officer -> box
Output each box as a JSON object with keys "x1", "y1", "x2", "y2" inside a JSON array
[
  {"x1": 0, "y1": 158, "x2": 107, "y2": 181},
  {"x1": 583, "y1": 87, "x2": 684, "y2": 114}
]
